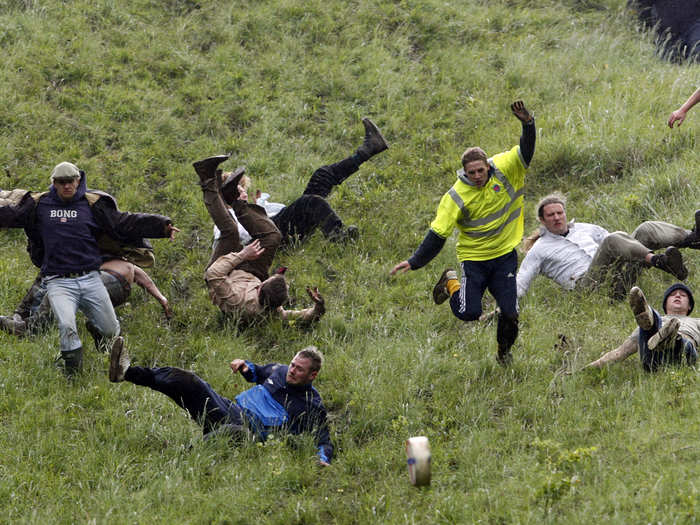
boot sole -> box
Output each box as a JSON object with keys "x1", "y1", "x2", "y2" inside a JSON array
[
  {"x1": 109, "y1": 336, "x2": 127, "y2": 382},
  {"x1": 629, "y1": 287, "x2": 654, "y2": 331},
  {"x1": 362, "y1": 118, "x2": 389, "y2": 152},
  {"x1": 648, "y1": 317, "x2": 680, "y2": 351}
]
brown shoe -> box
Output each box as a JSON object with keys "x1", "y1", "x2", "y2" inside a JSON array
[
  {"x1": 629, "y1": 286, "x2": 654, "y2": 331},
  {"x1": 193, "y1": 154, "x2": 230, "y2": 185},
  {"x1": 432, "y1": 269, "x2": 457, "y2": 304},
  {"x1": 109, "y1": 336, "x2": 130, "y2": 383}
]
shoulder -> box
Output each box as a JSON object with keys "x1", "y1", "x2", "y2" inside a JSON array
[
  {"x1": 491, "y1": 146, "x2": 525, "y2": 172},
  {"x1": 86, "y1": 191, "x2": 117, "y2": 209}
]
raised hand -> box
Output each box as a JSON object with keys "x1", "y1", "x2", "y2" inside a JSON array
[
  {"x1": 510, "y1": 100, "x2": 533, "y2": 124},
  {"x1": 307, "y1": 286, "x2": 326, "y2": 320}
]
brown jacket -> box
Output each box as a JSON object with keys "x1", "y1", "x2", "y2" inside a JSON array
[{"x1": 205, "y1": 252, "x2": 317, "y2": 321}]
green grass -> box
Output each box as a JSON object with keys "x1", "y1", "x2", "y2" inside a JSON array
[{"x1": 0, "y1": 0, "x2": 699, "y2": 523}]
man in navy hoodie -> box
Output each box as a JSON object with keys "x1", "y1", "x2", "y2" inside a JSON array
[
  {"x1": 0, "y1": 162, "x2": 178, "y2": 374},
  {"x1": 108, "y1": 340, "x2": 334, "y2": 465}
]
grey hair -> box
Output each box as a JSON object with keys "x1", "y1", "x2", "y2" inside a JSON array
[{"x1": 296, "y1": 346, "x2": 324, "y2": 372}]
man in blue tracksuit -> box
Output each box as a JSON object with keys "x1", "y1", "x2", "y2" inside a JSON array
[
  {"x1": 0, "y1": 162, "x2": 178, "y2": 374},
  {"x1": 109, "y1": 340, "x2": 334, "y2": 465}
]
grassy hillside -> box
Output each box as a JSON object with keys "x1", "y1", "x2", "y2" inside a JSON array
[{"x1": 0, "y1": 0, "x2": 698, "y2": 523}]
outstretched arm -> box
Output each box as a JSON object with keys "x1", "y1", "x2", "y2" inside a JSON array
[
  {"x1": 585, "y1": 334, "x2": 638, "y2": 368},
  {"x1": 279, "y1": 287, "x2": 325, "y2": 322},
  {"x1": 668, "y1": 87, "x2": 700, "y2": 128},
  {"x1": 133, "y1": 266, "x2": 172, "y2": 319},
  {"x1": 511, "y1": 100, "x2": 536, "y2": 166},
  {"x1": 390, "y1": 230, "x2": 446, "y2": 275}
]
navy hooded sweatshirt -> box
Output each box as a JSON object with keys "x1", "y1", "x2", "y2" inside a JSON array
[{"x1": 35, "y1": 174, "x2": 103, "y2": 276}]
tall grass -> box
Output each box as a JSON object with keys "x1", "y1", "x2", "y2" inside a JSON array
[{"x1": 0, "y1": 0, "x2": 699, "y2": 522}]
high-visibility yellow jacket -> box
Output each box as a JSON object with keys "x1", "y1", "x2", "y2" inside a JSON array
[{"x1": 430, "y1": 145, "x2": 528, "y2": 262}]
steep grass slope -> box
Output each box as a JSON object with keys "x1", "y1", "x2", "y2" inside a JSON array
[{"x1": 0, "y1": 0, "x2": 698, "y2": 522}]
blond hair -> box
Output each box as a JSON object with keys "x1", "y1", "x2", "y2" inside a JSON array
[{"x1": 535, "y1": 193, "x2": 567, "y2": 220}]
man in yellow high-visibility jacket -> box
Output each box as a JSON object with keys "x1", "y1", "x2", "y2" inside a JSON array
[{"x1": 391, "y1": 101, "x2": 535, "y2": 365}]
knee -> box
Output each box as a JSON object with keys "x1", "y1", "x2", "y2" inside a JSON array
[
  {"x1": 105, "y1": 320, "x2": 120, "y2": 338},
  {"x1": 263, "y1": 229, "x2": 282, "y2": 248},
  {"x1": 631, "y1": 222, "x2": 653, "y2": 241},
  {"x1": 602, "y1": 232, "x2": 623, "y2": 246},
  {"x1": 449, "y1": 290, "x2": 481, "y2": 321},
  {"x1": 499, "y1": 312, "x2": 519, "y2": 323},
  {"x1": 453, "y1": 305, "x2": 481, "y2": 322},
  {"x1": 300, "y1": 194, "x2": 327, "y2": 210}
]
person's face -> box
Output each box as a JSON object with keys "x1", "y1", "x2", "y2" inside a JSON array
[
  {"x1": 539, "y1": 203, "x2": 568, "y2": 235},
  {"x1": 53, "y1": 178, "x2": 79, "y2": 201},
  {"x1": 666, "y1": 289, "x2": 691, "y2": 316},
  {"x1": 463, "y1": 160, "x2": 489, "y2": 187},
  {"x1": 286, "y1": 354, "x2": 318, "y2": 385}
]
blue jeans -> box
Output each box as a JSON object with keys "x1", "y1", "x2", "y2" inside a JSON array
[
  {"x1": 449, "y1": 249, "x2": 519, "y2": 350},
  {"x1": 638, "y1": 309, "x2": 697, "y2": 372},
  {"x1": 45, "y1": 271, "x2": 120, "y2": 353}
]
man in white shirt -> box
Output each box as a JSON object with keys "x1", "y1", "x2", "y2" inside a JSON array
[
  {"x1": 587, "y1": 283, "x2": 699, "y2": 372},
  {"x1": 516, "y1": 194, "x2": 697, "y2": 301}
]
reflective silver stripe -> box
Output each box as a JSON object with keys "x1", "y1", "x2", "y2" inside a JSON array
[
  {"x1": 460, "y1": 188, "x2": 524, "y2": 228},
  {"x1": 448, "y1": 188, "x2": 469, "y2": 223},
  {"x1": 491, "y1": 167, "x2": 516, "y2": 201},
  {"x1": 517, "y1": 146, "x2": 527, "y2": 169},
  {"x1": 449, "y1": 165, "x2": 523, "y2": 229},
  {"x1": 463, "y1": 207, "x2": 522, "y2": 238}
]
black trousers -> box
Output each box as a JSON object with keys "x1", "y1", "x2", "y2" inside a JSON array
[
  {"x1": 125, "y1": 366, "x2": 243, "y2": 434},
  {"x1": 272, "y1": 156, "x2": 359, "y2": 242}
]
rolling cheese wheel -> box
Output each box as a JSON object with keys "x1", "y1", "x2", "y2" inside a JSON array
[{"x1": 406, "y1": 436, "x2": 431, "y2": 486}]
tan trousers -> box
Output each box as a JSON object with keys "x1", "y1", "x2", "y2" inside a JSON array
[{"x1": 578, "y1": 220, "x2": 689, "y2": 292}]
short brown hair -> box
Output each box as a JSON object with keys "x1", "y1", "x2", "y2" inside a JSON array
[
  {"x1": 259, "y1": 275, "x2": 288, "y2": 309},
  {"x1": 536, "y1": 193, "x2": 567, "y2": 220},
  {"x1": 461, "y1": 147, "x2": 488, "y2": 166},
  {"x1": 296, "y1": 345, "x2": 324, "y2": 372}
]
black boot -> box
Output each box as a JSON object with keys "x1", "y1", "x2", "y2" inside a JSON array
[
  {"x1": 61, "y1": 347, "x2": 83, "y2": 376},
  {"x1": 354, "y1": 118, "x2": 388, "y2": 162},
  {"x1": 193, "y1": 154, "x2": 230, "y2": 185},
  {"x1": 651, "y1": 246, "x2": 688, "y2": 280},
  {"x1": 220, "y1": 166, "x2": 247, "y2": 205},
  {"x1": 678, "y1": 210, "x2": 700, "y2": 249},
  {"x1": 496, "y1": 313, "x2": 518, "y2": 366},
  {"x1": 327, "y1": 224, "x2": 360, "y2": 243}
]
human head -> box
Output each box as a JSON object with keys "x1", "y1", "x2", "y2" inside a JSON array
[
  {"x1": 286, "y1": 346, "x2": 324, "y2": 385},
  {"x1": 460, "y1": 147, "x2": 489, "y2": 187},
  {"x1": 663, "y1": 283, "x2": 694, "y2": 315},
  {"x1": 50, "y1": 162, "x2": 82, "y2": 202},
  {"x1": 536, "y1": 193, "x2": 568, "y2": 235},
  {"x1": 222, "y1": 170, "x2": 250, "y2": 190},
  {"x1": 258, "y1": 274, "x2": 288, "y2": 309}
]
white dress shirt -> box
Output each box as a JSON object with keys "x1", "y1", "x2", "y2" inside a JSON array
[{"x1": 516, "y1": 221, "x2": 609, "y2": 298}]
